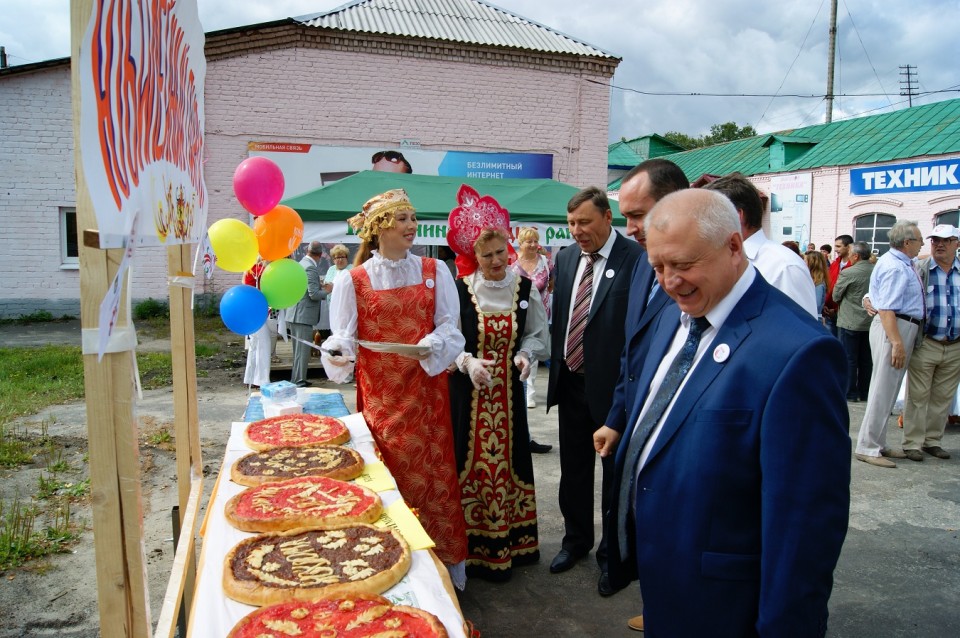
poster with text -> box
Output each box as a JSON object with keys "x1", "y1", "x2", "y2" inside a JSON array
[{"x1": 768, "y1": 173, "x2": 813, "y2": 248}]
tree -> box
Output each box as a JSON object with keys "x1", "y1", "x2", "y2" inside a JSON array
[{"x1": 662, "y1": 122, "x2": 757, "y2": 150}]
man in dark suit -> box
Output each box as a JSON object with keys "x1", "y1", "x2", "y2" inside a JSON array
[
  {"x1": 595, "y1": 189, "x2": 850, "y2": 636},
  {"x1": 547, "y1": 187, "x2": 642, "y2": 575},
  {"x1": 285, "y1": 241, "x2": 326, "y2": 387},
  {"x1": 598, "y1": 159, "x2": 688, "y2": 612}
]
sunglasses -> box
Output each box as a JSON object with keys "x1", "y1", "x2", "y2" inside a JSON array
[{"x1": 372, "y1": 150, "x2": 406, "y2": 164}]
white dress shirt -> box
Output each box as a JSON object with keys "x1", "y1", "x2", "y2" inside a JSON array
[
  {"x1": 743, "y1": 229, "x2": 818, "y2": 318},
  {"x1": 563, "y1": 229, "x2": 618, "y2": 358}
]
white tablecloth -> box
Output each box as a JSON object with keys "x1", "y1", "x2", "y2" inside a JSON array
[{"x1": 187, "y1": 412, "x2": 466, "y2": 637}]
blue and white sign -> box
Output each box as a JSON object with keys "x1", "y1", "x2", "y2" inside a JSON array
[
  {"x1": 438, "y1": 152, "x2": 553, "y2": 179},
  {"x1": 851, "y1": 158, "x2": 960, "y2": 196}
]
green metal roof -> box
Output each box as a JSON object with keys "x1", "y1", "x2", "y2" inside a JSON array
[
  {"x1": 608, "y1": 141, "x2": 644, "y2": 168},
  {"x1": 608, "y1": 98, "x2": 960, "y2": 189}
]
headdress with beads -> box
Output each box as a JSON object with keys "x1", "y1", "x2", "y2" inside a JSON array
[{"x1": 348, "y1": 189, "x2": 415, "y2": 242}]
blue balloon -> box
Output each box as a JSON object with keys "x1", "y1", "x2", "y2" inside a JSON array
[{"x1": 219, "y1": 285, "x2": 268, "y2": 336}]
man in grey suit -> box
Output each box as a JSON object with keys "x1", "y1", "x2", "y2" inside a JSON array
[{"x1": 286, "y1": 241, "x2": 326, "y2": 387}]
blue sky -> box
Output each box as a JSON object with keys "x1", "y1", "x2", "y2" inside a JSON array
[{"x1": 3, "y1": 0, "x2": 957, "y2": 141}]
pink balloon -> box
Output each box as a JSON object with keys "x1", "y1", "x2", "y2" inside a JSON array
[{"x1": 233, "y1": 157, "x2": 285, "y2": 216}]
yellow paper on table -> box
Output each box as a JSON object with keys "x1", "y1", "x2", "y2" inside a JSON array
[
  {"x1": 353, "y1": 461, "x2": 396, "y2": 492},
  {"x1": 374, "y1": 500, "x2": 435, "y2": 551}
]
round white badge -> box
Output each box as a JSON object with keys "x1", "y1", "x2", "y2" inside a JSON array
[
  {"x1": 713, "y1": 343, "x2": 730, "y2": 363},
  {"x1": 605, "y1": 269, "x2": 615, "y2": 278},
  {"x1": 425, "y1": 278, "x2": 435, "y2": 289},
  {"x1": 519, "y1": 300, "x2": 529, "y2": 309}
]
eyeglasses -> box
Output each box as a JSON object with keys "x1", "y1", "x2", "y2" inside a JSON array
[
  {"x1": 930, "y1": 236, "x2": 958, "y2": 244},
  {"x1": 333, "y1": 255, "x2": 348, "y2": 260},
  {"x1": 372, "y1": 150, "x2": 405, "y2": 164}
]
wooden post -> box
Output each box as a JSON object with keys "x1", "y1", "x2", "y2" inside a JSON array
[{"x1": 72, "y1": 0, "x2": 152, "y2": 634}]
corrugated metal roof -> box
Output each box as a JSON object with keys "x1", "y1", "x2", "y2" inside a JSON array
[
  {"x1": 608, "y1": 141, "x2": 644, "y2": 168},
  {"x1": 295, "y1": 0, "x2": 617, "y2": 58},
  {"x1": 608, "y1": 99, "x2": 960, "y2": 189}
]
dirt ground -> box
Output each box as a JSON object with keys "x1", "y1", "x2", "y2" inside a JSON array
[{"x1": 0, "y1": 332, "x2": 262, "y2": 638}]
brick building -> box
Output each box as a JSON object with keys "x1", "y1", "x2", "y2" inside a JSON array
[{"x1": 0, "y1": 0, "x2": 619, "y2": 317}]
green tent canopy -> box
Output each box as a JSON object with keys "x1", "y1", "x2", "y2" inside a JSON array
[{"x1": 281, "y1": 170, "x2": 622, "y2": 224}]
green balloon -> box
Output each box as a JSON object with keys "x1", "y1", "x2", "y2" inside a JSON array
[{"x1": 260, "y1": 259, "x2": 308, "y2": 309}]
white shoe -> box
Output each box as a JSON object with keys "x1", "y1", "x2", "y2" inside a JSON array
[{"x1": 527, "y1": 398, "x2": 536, "y2": 408}]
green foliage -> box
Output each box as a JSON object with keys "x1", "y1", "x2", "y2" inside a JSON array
[
  {"x1": 195, "y1": 343, "x2": 220, "y2": 357},
  {"x1": 0, "y1": 421, "x2": 33, "y2": 467},
  {"x1": 37, "y1": 475, "x2": 89, "y2": 501},
  {"x1": 0, "y1": 496, "x2": 79, "y2": 570},
  {"x1": 133, "y1": 298, "x2": 170, "y2": 320},
  {"x1": 662, "y1": 121, "x2": 757, "y2": 150},
  {"x1": 146, "y1": 428, "x2": 173, "y2": 447}
]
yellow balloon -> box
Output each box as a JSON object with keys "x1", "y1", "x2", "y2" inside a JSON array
[{"x1": 208, "y1": 219, "x2": 258, "y2": 273}]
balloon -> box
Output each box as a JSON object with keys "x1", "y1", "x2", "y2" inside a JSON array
[
  {"x1": 260, "y1": 258, "x2": 308, "y2": 309},
  {"x1": 208, "y1": 219, "x2": 258, "y2": 273},
  {"x1": 253, "y1": 205, "x2": 304, "y2": 260},
  {"x1": 219, "y1": 285, "x2": 268, "y2": 335},
  {"x1": 233, "y1": 157, "x2": 285, "y2": 216}
]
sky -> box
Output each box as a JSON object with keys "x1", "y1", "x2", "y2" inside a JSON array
[{"x1": 2, "y1": 0, "x2": 958, "y2": 142}]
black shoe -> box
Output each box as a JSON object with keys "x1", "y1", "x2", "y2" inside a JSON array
[
  {"x1": 598, "y1": 571, "x2": 615, "y2": 596},
  {"x1": 549, "y1": 549, "x2": 584, "y2": 574},
  {"x1": 530, "y1": 440, "x2": 553, "y2": 454},
  {"x1": 295, "y1": 380, "x2": 312, "y2": 388}
]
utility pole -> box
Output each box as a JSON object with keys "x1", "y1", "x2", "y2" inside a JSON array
[
  {"x1": 825, "y1": 0, "x2": 838, "y2": 123},
  {"x1": 900, "y1": 65, "x2": 918, "y2": 107},
  {"x1": 1, "y1": 46, "x2": 7, "y2": 69}
]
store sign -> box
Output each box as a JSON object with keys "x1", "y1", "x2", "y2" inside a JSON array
[
  {"x1": 850, "y1": 158, "x2": 960, "y2": 196},
  {"x1": 302, "y1": 221, "x2": 578, "y2": 247}
]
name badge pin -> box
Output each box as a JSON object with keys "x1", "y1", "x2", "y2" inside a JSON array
[
  {"x1": 425, "y1": 278, "x2": 435, "y2": 289},
  {"x1": 605, "y1": 269, "x2": 615, "y2": 278},
  {"x1": 713, "y1": 343, "x2": 730, "y2": 363},
  {"x1": 519, "y1": 300, "x2": 529, "y2": 309}
]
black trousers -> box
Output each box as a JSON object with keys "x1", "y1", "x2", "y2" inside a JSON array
[
  {"x1": 839, "y1": 327, "x2": 872, "y2": 400},
  {"x1": 557, "y1": 362, "x2": 613, "y2": 562}
]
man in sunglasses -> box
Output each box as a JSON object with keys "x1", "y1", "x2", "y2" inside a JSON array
[{"x1": 372, "y1": 150, "x2": 413, "y2": 174}]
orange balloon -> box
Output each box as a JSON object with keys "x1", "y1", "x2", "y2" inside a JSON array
[{"x1": 254, "y1": 205, "x2": 304, "y2": 260}]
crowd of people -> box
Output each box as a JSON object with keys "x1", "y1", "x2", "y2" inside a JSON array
[{"x1": 236, "y1": 155, "x2": 957, "y2": 635}]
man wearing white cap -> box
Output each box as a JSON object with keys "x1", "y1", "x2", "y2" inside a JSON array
[{"x1": 901, "y1": 224, "x2": 960, "y2": 461}]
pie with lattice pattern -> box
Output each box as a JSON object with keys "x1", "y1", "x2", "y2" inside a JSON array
[
  {"x1": 244, "y1": 414, "x2": 350, "y2": 451},
  {"x1": 223, "y1": 524, "x2": 411, "y2": 607},
  {"x1": 226, "y1": 592, "x2": 449, "y2": 638},
  {"x1": 225, "y1": 476, "x2": 383, "y2": 533},
  {"x1": 231, "y1": 445, "x2": 364, "y2": 487}
]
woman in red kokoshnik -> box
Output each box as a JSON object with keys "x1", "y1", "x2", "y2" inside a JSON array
[
  {"x1": 321, "y1": 189, "x2": 469, "y2": 586},
  {"x1": 446, "y1": 187, "x2": 550, "y2": 581}
]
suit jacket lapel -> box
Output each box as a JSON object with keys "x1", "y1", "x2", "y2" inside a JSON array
[
  {"x1": 641, "y1": 277, "x2": 767, "y2": 469},
  {"x1": 589, "y1": 233, "x2": 628, "y2": 323}
]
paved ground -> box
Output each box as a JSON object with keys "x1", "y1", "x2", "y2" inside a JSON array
[{"x1": 3, "y1": 320, "x2": 959, "y2": 637}]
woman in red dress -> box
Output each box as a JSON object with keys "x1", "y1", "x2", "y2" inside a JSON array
[{"x1": 320, "y1": 189, "x2": 468, "y2": 585}]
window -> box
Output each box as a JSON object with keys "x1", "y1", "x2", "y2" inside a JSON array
[
  {"x1": 854, "y1": 213, "x2": 897, "y2": 256},
  {"x1": 934, "y1": 208, "x2": 960, "y2": 228},
  {"x1": 61, "y1": 207, "x2": 78, "y2": 266}
]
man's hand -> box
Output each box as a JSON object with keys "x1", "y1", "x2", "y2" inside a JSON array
[
  {"x1": 514, "y1": 353, "x2": 531, "y2": 381},
  {"x1": 593, "y1": 425, "x2": 621, "y2": 458},
  {"x1": 890, "y1": 340, "x2": 906, "y2": 369},
  {"x1": 862, "y1": 295, "x2": 877, "y2": 317}
]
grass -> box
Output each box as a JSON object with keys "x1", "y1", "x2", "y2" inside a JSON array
[{"x1": 0, "y1": 495, "x2": 80, "y2": 571}]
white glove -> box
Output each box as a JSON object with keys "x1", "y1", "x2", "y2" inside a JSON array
[
  {"x1": 464, "y1": 355, "x2": 496, "y2": 390},
  {"x1": 323, "y1": 353, "x2": 352, "y2": 367},
  {"x1": 514, "y1": 352, "x2": 531, "y2": 381}
]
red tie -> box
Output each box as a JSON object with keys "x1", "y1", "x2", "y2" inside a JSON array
[{"x1": 565, "y1": 253, "x2": 599, "y2": 372}]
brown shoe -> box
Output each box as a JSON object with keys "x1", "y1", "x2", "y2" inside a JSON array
[
  {"x1": 627, "y1": 615, "x2": 645, "y2": 632},
  {"x1": 881, "y1": 448, "x2": 907, "y2": 459},
  {"x1": 922, "y1": 446, "x2": 951, "y2": 459},
  {"x1": 903, "y1": 449, "x2": 924, "y2": 462},
  {"x1": 855, "y1": 453, "x2": 896, "y2": 468}
]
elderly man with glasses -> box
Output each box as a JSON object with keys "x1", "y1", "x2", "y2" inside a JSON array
[
  {"x1": 854, "y1": 220, "x2": 926, "y2": 468},
  {"x1": 900, "y1": 224, "x2": 960, "y2": 462}
]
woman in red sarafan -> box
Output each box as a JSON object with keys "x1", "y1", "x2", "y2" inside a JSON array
[{"x1": 320, "y1": 189, "x2": 469, "y2": 586}]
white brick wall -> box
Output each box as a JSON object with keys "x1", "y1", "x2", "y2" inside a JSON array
[{"x1": 0, "y1": 38, "x2": 613, "y2": 316}]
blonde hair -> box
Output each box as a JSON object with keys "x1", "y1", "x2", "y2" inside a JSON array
[
  {"x1": 517, "y1": 227, "x2": 539, "y2": 244},
  {"x1": 473, "y1": 228, "x2": 510, "y2": 254},
  {"x1": 330, "y1": 244, "x2": 349, "y2": 259},
  {"x1": 804, "y1": 250, "x2": 829, "y2": 286}
]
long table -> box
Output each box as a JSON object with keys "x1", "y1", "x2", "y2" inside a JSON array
[{"x1": 188, "y1": 390, "x2": 467, "y2": 637}]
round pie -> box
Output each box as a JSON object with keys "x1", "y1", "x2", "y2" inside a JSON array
[
  {"x1": 244, "y1": 414, "x2": 350, "y2": 451},
  {"x1": 231, "y1": 445, "x2": 364, "y2": 487},
  {"x1": 227, "y1": 593, "x2": 449, "y2": 638},
  {"x1": 223, "y1": 524, "x2": 411, "y2": 607},
  {"x1": 225, "y1": 476, "x2": 383, "y2": 533}
]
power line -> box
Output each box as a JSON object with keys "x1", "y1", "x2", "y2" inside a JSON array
[
  {"x1": 841, "y1": 0, "x2": 894, "y2": 108},
  {"x1": 591, "y1": 78, "x2": 960, "y2": 99}
]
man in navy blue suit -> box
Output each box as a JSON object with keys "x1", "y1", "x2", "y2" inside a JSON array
[{"x1": 595, "y1": 189, "x2": 850, "y2": 636}]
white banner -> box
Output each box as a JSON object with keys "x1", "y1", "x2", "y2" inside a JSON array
[
  {"x1": 768, "y1": 173, "x2": 813, "y2": 247},
  {"x1": 302, "y1": 221, "x2": 580, "y2": 247}
]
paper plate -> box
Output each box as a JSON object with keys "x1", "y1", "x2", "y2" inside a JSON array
[{"x1": 358, "y1": 340, "x2": 431, "y2": 356}]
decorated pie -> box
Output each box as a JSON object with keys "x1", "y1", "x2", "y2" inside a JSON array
[
  {"x1": 226, "y1": 593, "x2": 449, "y2": 638},
  {"x1": 244, "y1": 414, "x2": 350, "y2": 451},
  {"x1": 231, "y1": 445, "x2": 364, "y2": 487},
  {"x1": 225, "y1": 476, "x2": 383, "y2": 533},
  {"x1": 223, "y1": 524, "x2": 412, "y2": 607}
]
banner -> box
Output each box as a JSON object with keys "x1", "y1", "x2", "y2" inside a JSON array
[
  {"x1": 850, "y1": 158, "x2": 960, "y2": 196},
  {"x1": 768, "y1": 173, "x2": 812, "y2": 247},
  {"x1": 302, "y1": 220, "x2": 581, "y2": 247}
]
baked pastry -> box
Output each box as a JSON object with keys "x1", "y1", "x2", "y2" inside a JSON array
[
  {"x1": 244, "y1": 414, "x2": 350, "y2": 451},
  {"x1": 226, "y1": 593, "x2": 449, "y2": 637},
  {"x1": 225, "y1": 476, "x2": 383, "y2": 533},
  {"x1": 222, "y1": 524, "x2": 411, "y2": 607},
  {"x1": 231, "y1": 445, "x2": 364, "y2": 487}
]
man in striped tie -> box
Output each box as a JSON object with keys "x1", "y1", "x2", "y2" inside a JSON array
[{"x1": 546, "y1": 187, "x2": 642, "y2": 574}]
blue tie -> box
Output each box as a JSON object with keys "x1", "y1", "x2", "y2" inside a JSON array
[{"x1": 616, "y1": 315, "x2": 711, "y2": 556}]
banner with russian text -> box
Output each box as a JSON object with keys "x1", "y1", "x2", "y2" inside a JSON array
[{"x1": 850, "y1": 158, "x2": 960, "y2": 196}]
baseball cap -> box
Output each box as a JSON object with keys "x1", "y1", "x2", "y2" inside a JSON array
[{"x1": 927, "y1": 224, "x2": 959, "y2": 239}]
